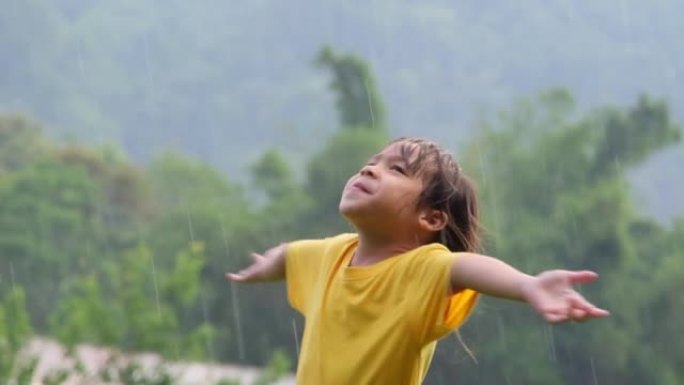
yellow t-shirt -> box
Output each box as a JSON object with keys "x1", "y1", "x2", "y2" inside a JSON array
[{"x1": 286, "y1": 233, "x2": 479, "y2": 385}]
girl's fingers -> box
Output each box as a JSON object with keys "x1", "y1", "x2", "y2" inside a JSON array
[
  {"x1": 226, "y1": 252, "x2": 268, "y2": 283},
  {"x1": 587, "y1": 307, "x2": 610, "y2": 318},
  {"x1": 570, "y1": 293, "x2": 594, "y2": 311},
  {"x1": 226, "y1": 272, "x2": 246, "y2": 282},
  {"x1": 572, "y1": 295, "x2": 610, "y2": 315},
  {"x1": 570, "y1": 308, "x2": 588, "y2": 322},
  {"x1": 566, "y1": 270, "x2": 599, "y2": 285},
  {"x1": 569, "y1": 296, "x2": 610, "y2": 321},
  {"x1": 540, "y1": 294, "x2": 610, "y2": 324},
  {"x1": 570, "y1": 308, "x2": 609, "y2": 323},
  {"x1": 226, "y1": 263, "x2": 260, "y2": 282},
  {"x1": 544, "y1": 310, "x2": 569, "y2": 324}
]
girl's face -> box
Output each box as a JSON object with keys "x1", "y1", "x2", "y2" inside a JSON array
[{"x1": 339, "y1": 142, "x2": 426, "y2": 232}]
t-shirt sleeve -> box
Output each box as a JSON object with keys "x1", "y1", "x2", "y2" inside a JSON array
[
  {"x1": 409, "y1": 247, "x2": 480, "y2": 343},
  {"x1": 285, "y1": 239, "x2": 327, "y2": 314},
  {"x1": 285, "y1": 234, "x2": 354, "y2": 314}
]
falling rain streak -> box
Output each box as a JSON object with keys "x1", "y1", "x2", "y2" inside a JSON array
[{"x1": 220, "y1": 214, "x2": 246, "y2": 361}]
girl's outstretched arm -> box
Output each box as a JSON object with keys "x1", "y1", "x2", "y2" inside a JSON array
[
  {"x1": 450, "y1": 254, "x2": 610, "y2": 323},
  {"x1": 226, "y1": 243, "x2": 288, "y2": 283}
]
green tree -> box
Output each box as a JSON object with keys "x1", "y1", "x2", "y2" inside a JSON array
[
  {"x1": 49, "y1": 275, "x2": 121, "y2": 347},
  {"x1": 316, "y1": 46, "x2": 387, "y2": 132},
  {"x1": 0, "y1": 159, "x2": 101, "y2": 327},
  {"x1": 50, "y1": 243, "x2": 214, "y2": 361},
  {"x1": 250, "y1": 149, "x2": 296, "y2": 202},
  {"x1": 591, "y1": 95, "x2": 680, "y2": 178},
  {"x1": 144, "y1": 152, "x2": 257, "y2": 361},
  {"x1": 0, "y1": 140, "x2": 149, "y2": 330}
]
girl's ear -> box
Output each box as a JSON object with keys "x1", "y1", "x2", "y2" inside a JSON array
[{"x1": 418, "y1": 209, "x2": 448, "y2": 232}]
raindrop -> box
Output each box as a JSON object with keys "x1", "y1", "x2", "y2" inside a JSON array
[
  {"x1": 150, "y1": 253, "x2": 162, "y2": 316},
  {"x1": 186, "y1": 206, "x2": 196, "y2": 242},
  {"x1": 229, "y1": 281, "x2": 245, "y2": 361},
  {"x1": 220, "y1": 214, "x2": 246, "y2": 360},
  {"x1": 543, "y1": 323, "x2": 557, "y2": 362},
  {"x1": 590, "y1": 357, "x2": 599, "y2": 385},
  {"x1": 200, "y1": 288, "x2": 214, "y2": 360},
  {"x1": 292, "y1": 318, "x2": 300, "y2": 358},
  {"x1": 364, "y1": 78, "x2": 376, "y2": 129},
  {"x1": 496, "y1": 314, "x2": 508, "y2": 352}
]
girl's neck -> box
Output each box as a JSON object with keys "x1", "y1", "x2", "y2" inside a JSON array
[{"x1": 351, "y1": 232, "x2": 422, "y2": 267}]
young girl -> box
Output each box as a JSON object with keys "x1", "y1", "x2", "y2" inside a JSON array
[{"x1": 227, "y1": 137, "x2": 609, "y2": 385}]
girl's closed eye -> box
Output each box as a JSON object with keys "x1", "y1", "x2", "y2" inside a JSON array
[{"x1": 390, "y1": 164, "x2": 407, "y2": 175}]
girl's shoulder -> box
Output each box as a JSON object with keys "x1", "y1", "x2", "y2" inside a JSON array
[
  {"x1": 400, "y1": 242, "x2": 454, "y2": 273},
  {"x1": 330, "y1": 232, "x2": 358, "y2": 244},
  {"x1": 311, "y1": 233, "x2": 358, "y2": 255}
]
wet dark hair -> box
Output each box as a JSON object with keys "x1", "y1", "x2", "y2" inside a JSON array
[{"x1": 392, "y1": 137, "x2": 482, "y2": 253}]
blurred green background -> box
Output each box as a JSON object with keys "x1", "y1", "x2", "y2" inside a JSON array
[{"x1": 1, "y1": 1, "x2": 683, "y2": 384}]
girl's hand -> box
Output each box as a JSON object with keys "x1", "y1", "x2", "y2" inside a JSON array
[
  {"x1": 226, "y1": 244, "x2": 287, "y2": 283},
  {"x1": 522, "y1": 270, "x2": 610, "y2": 323}
]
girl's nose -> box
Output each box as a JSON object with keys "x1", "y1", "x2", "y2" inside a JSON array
[{"x1": 360, "y1": 164, "x2": 377, "y2": 177}]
